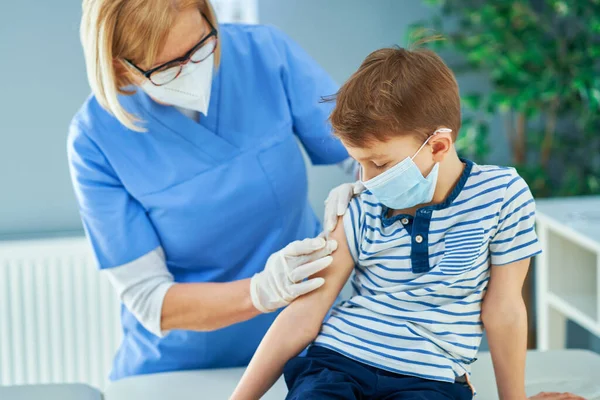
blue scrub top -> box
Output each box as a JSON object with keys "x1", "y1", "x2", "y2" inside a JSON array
[{"x1": 68, "y1": 24, "x2": 348, "y2": 380}]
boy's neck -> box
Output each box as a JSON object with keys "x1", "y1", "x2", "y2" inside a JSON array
[{"x1": 389, "y1": 153, "x2": 465, "y2": 217}]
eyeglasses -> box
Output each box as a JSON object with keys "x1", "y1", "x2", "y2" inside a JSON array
[{"x1": 126, "y1": 13, "x2": 218, "y2": 86}]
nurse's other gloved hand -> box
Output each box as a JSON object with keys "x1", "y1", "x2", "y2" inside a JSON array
[
  {"x1": 323, "y1": 181, "x2": 365, "y2": 233},
  {"x1": 250, "y1": 237, "x2": 338, "y2": 313}
]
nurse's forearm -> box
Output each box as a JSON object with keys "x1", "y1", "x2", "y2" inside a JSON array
[{"x1": 161, "y1": 279, "x2": 260, "y2": 332}]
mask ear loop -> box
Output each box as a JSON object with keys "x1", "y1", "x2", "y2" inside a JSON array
[{"x1": 411, "y1": 128, "x2": 453, "y2": 159}]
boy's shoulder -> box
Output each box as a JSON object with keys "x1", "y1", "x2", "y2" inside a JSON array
[
  {"x1": 469, "y1": 163, "x2": 517, "y2": 180},
  {"x1": 469, "y1": 163, "x2": 531, "y2": 194},
  {"x1": 353, "y1": 190, "x2": 382, "y2": 217},
  {"x1": 467, "y1": 163, "x2": 534, "y2": 216}
]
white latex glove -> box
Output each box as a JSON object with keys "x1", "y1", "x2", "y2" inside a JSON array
[
  {"x1": 323, "y1": 181, "x2": 365, "y2": 233},
  {"x1": 250, "y1": 237, "x2": 338, "y2": 313}
]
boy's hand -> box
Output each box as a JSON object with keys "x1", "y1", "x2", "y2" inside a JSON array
[
  {"x1": 529, "y1": 392, "x2": 586, "y2": 399},
  {"x1": 323, "y1": 181, "x2": 365, "y2": 232}
]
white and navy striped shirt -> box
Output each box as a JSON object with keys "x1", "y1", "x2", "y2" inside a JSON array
[{"x1": 314, "y1": 160, "x2": 542, "y2": 383}]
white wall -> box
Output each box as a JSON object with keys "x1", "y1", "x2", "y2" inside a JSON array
[{"x1": 0, "y1": 2, "x2": 89, "y2": 237}]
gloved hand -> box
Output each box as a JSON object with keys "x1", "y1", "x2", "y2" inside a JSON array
[
  {"x1": 250, "y1": 237, "x2": 338, "y2": 313},
  {"x1": 323, "y1": 181, "x2": 365, "y2": 233}
]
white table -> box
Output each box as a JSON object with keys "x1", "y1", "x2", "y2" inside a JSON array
[
  {"x1": 0, "y1": 384, "x2": 101, "y2": 400},
  {"x1": 2, "y1": 351, "x2": 598, "y2": 399},
  {"x1": 102, "y1": 350, "x2": 600, "y2": 400},
  {"x1": 535, "y1": 196, "x2": 600, "y2": 350}
]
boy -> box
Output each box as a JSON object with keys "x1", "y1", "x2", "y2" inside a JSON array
[{"x1": 231, "y1": 45, "x2": 541, "y2": 400}]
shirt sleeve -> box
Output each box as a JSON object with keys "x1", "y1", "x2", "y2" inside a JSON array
[
  {"x1": 268, "y1": 25, "x2": 349, "y2": 165},
  {"x1": 67, "y1": 122, "x2": 161, "y2": 269},
  {"x1": 490, "y1": 172, "x2": 542, "y2": 266},
  {"x1": 343, "y1": 196, "x2": 364, "y2": 263},
  {"x1": 103, "y1": 246, "x2": 174, "y2": 337}
]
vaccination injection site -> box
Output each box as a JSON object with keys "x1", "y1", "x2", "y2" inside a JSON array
[{"x1": 1, "y1": 0, "x2": 600, "y2": 399}]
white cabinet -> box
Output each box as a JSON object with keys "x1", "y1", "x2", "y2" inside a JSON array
[{"x1": 535, "y1": 196, "x2": 600, "y2": 350}]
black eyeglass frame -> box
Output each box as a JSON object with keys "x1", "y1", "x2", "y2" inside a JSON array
[{"x1": 125, "y1": 12, "x2": 218, "y2": 86}]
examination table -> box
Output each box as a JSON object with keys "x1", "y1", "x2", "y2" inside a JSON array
[{"x1": 1, "y1": 350, "x2": 599, "y2": 399}]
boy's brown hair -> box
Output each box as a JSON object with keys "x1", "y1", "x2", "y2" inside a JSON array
[{"x1": 329, "y1": 46, "x2": 461, "y2": 147}]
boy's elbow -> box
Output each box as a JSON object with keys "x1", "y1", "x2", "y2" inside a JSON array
[
  {"x1": 282, "y1": 316, "x2": 321, "y2": 354},
  {"x1": 299, "y1": 323, "x2": 321, "y2": 343},
  {"x1": 481, "y1": 294, "x2": 527, "y2": 329},
  {"x1": 295, "y1": 306, "x2": 326, "y2": 341},
  {"x1": 282, "y1": 300, "x2": 326, "y2": 345}
]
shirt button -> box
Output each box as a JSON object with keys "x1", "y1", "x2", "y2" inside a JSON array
[
  {"x1": 401, "y1": 218, "x2": 409, "y2": 225},
  {"x1": 415, "y1": 234, "x2": 424, "y2": 244}
]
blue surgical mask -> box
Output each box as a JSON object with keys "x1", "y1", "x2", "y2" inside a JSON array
[{"x1": 361, "y1": 128, "x2": 451, "y2": 210}]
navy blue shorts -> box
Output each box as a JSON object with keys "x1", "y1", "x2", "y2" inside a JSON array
[{"x1": 284, "y1": 346, "x2": 473, "y2": 400}]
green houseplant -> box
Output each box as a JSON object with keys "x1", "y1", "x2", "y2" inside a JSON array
[{"x1": 409, "y1": 0, "x2": 600, "y2": 198}]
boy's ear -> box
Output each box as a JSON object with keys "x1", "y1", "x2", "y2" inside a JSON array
[{"x1": 430, "y1": 133, "x2": 453, "y2": 162}]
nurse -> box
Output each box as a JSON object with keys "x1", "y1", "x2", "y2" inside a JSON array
[{"x1": 69, "y1": 0, "x2": 356, "y2": 380}]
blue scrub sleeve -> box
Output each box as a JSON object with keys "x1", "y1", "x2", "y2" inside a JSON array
[
  {"x1": 67, "y1": 123, "x2": 161, "y2": 269},
  {"x1": 268, "y1": 26, "x2": 349, "y2": 165}
]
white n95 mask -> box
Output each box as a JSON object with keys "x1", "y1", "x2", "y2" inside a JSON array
[
  {"x1": 141, "y1": 54, "x2": 214, "y2": 116},
  {"x1": 361, "y1": 128, "x2": 451, "y2": 210}
]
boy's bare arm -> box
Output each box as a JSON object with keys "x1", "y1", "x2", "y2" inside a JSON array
[
  {"x1": 482, "y1": 258, "x2": 530, "y2": 400},
  {"x1": 229, "y1": 217, "x2": 355, "y2": 400}
]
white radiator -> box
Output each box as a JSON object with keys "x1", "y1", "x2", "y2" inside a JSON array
[{"x1": 0, "y1": 236, "x2": 121, "y2": 390}]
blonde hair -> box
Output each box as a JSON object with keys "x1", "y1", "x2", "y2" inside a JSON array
[{"x1": 80, "y1": 0, "x2": 220, "y2": 132}]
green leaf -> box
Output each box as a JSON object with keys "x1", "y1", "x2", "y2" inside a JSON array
[
  {"x1": 587, "y1": 175, "x2": 600, "y2": 193},
  {"x1": 423, "y1": 0, "x2": 445, "y2": 6},
  {"x1": 590, "y1": 88, "x2": 600, "y2": 110},
  {"x1": 462, "y1": 94, "x2": 482, "y2": 110},
  {"x1": 474, "y1": 122, "x2": 490, "y2": 161},
  {"x1": 551, "y1": 0, "x2": 570, "y2": 16},
  {"x1": 487, "y1": 92, "x2": 512, "y2": 114},
  {"x1": 456, "y1": 117, "x2": 480, "y2": 159},
  {"x1": 524, "y1": 106, "x2": 540, "y2": 119}
]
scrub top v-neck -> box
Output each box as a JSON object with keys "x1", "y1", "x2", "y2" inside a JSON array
[{"x1": 68, "y1": 23, "x2": 349, "y2": 380}]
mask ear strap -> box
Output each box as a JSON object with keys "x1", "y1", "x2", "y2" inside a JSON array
[{"x1": 411, "y1": 128, "x2": 453, "y2": 159}]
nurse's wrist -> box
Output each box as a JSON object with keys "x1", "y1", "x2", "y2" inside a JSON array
[
  {"x1": 238, "y1": 278, "x2": 263, "y2": 321},
  {"x1": 249, "y1": 274, "x2": 274, "y2": 313}
]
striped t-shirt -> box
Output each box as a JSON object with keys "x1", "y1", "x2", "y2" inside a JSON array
[{"x1": 314, "y1": 160, "x2": 542, "y2": 383}]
